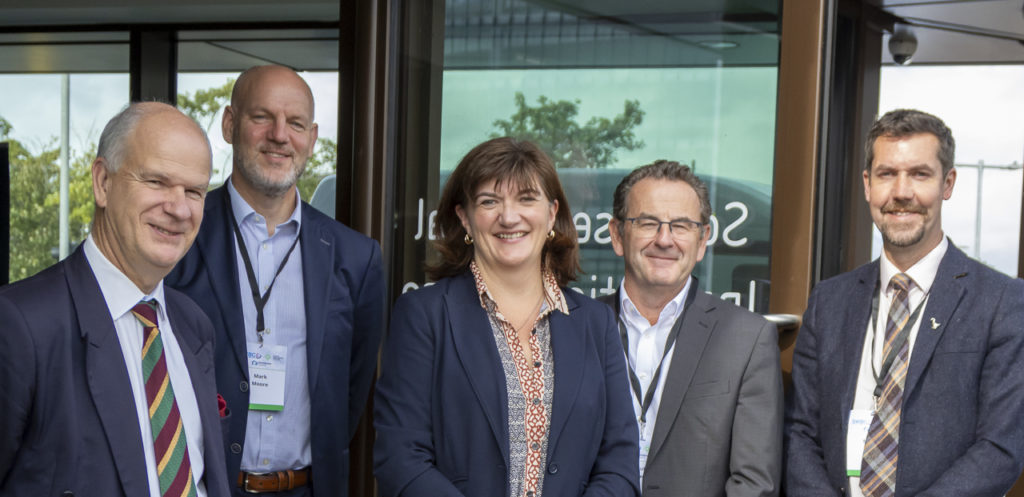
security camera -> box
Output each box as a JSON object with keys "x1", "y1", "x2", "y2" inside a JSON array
[{"x1": 889, "y1": 25, "x2": 917, "y2": 65}]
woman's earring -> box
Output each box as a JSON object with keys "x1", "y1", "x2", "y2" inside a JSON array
[
  {"x1": 464, "y1": 233, "x2": 474, "y2": 245},
  {"x1": 547, "y1": 230, "x2": 556, "y2": 240}
]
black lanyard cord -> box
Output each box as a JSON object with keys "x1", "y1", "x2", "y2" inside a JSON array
[
  {"x1": 869, "y1": 278, "x2": 928, "y2": 400},
  {"x1": 225, "y1": 194, "x2": 301, "y2": 336},
  {"x1": 616, "y1": 279, "x2": 699, "y2": 427}
]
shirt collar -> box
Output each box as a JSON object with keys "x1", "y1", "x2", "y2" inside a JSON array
[
  {"x1": 227, "y1": 177, "x2": 303, "y2": 234},
  {"x1": 83, "y1": 234, "x2": 167, "y2": 323},
  {"x1": 470, "y1": 260, "x2": 569, "y2": 316},
  {"x1": 880, "y1": 236, "x2": 948, "y2": 294},
  {"x1": 618, "y1": 276, "x2": 692, "y2": 326}
]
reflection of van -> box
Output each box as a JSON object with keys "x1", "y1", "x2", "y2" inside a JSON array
[
  {"x1": 554, "y1": 169, "x2": 771, "y2": 312},
  {"x1": 311, "y1": 169, "x2": 771, "y2": 312}
]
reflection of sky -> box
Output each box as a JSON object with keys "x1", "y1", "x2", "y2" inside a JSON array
[
  {"x1": 0, "y1": 71, "x2": 339, "y2": 188},
  {"x1": 875, "y1": 65, "x2": 1024, "y2": 276}
]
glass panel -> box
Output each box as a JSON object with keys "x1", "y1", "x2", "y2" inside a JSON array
[
  {"x1": 877, "y1": 65, "x2": 1024, "y2": 276},
  {"x1": 395, "y1": 0, "x2": 781, "y2": 312},
  {"x1": 1, "y1": 32, "x2": 129, "y2": 282}
]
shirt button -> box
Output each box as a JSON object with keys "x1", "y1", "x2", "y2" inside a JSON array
[
  {"x1": 531, "y1": 442, "x2": 540, "y2": 450},
  {"x1": 527, "y1": 492, "x2": 534, "y2": 497},
  {"x1": 240, "y1": 381, "x2": 249, "y2": 392},
  {"x1": 262, "y1": 243, "x2": 268, "y2": 250},
  {"x1": 533, "y1": 361, "x2": 541, "y2": 368},
  {"x1": 266, "y1": 414, "x2": 274, "y2": 421},
  {"x1": 230, "y1": 443, "x2": 242, "y2": 454},
  {"x1": 532, "y1": 398, "x2": 540, "y2": 405},
  {"x1": 548, "y1": 464, "x2": 559, "y2": 474},
  {"x1": 262, "y1": 458, "x2": 270, "y2": 465},
  {"x1": 639, "y1": 373, "x2": 648, "y2": 380}
]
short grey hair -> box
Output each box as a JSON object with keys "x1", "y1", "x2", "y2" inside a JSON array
[
  {"x1": 612, "y1": 159, "x2": 712, "y2": 227},
  {"x1": 96, "y1": 102, "x2": 210, "y2": 172}
]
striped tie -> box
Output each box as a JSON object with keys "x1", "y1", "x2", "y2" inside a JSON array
[
  {"x1": 131, "y1": 300, "x2": 199, "y2": 497},
  {"x1": 860, "y1": 273, "x2": 914, "y2": 497}
]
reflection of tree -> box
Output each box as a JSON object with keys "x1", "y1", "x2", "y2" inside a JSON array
[
  {"x1": 2, "y1": 116, "x2": 93, "y2": 282},
  {"x1": 491, "y1": 91, "x2": 645, "y2": 168},
  {"x1": 177, "y1": 78, "x2": 336, "y2": 200}
]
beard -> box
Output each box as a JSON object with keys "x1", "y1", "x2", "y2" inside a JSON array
[
  {"x1": 877, "y1": 200, "x2": 927, "y2": 248},
  {"x1": 233, "y1": 152, "x2": 307, "y2": 198}
]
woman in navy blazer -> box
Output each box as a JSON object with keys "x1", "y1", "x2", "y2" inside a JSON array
[{"x1": 374, "y1": 137, "x2": 639, "y2": 497}]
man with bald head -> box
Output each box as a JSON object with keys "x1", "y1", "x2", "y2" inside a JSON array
[
  {"x1": 166, "y1": 65, "x2": 384, "y2": 496},
  {"x1": 0, "y1": 102, "x2": 231, "y2": 497}
]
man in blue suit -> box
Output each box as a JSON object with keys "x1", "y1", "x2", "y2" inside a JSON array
[
  {"x1": 785, "y1": 109, "x2": 1024, "y2": 496},
  {"x1": 0, "y1": 102, "x2": 231, "y2": 497},
  {"x1": 166, "y1": 65, "x2": 384, "y2": 496}
]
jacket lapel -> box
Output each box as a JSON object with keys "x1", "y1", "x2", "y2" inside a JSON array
[
  {"x1": 547, "y1": 294, "x2": 585, "y2": 457},
  {"x1": 198, "y1": 187, "x2": 248, "y2": 376},
  {"x1": 839, "y1": 263, "x2": 877, "y2": 418},
  {"x1": 165, "y1": 293, "x2": 221, "y2": 492},
  {"x1": 299, "y1": 206, "x2": 332, "y2": 394},
  {"x1": 646, "y1": 291, "x2": 715, "y2": 462},
  {"x1": 446, "y1": 273, "x2": 510, "y2": 464},
  {"x1": 66, "y1": 248, "x2": 151, "y2": 497},
  {"x1": 903, "y1": 244, "x2": 968, "y2": 399}
]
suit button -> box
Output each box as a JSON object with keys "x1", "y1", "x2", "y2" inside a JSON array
[
  {"x1": 231, "y1": 443, "x2": 242, "y2": 454},
  {"x1": 548, "y1": 464, "x2": 558, "y2": 474},
  {"x1": 62, "y1": 492, "x2": 74, "y2": 497},
  {"x1": 240, "y1": 381, "x2": 249, "y2": 392}
]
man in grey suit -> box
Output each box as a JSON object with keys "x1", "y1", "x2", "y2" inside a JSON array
[
  {"x1": 600, "y1": 160, "x2": 783, "y2": 497},
  {"x1": 785, "y1": 109, "x2": 1024, "y2": 496}
]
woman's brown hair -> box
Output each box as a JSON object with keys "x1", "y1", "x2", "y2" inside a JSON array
[{"x1": 426, "y1": 137, "x2": 580, "y2": 286}]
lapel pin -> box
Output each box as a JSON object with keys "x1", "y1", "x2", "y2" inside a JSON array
[{"x1": 930, "y1": 317, "x2": 940, "y2": 330}]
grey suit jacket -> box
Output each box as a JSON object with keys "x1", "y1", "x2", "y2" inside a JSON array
[
  {"x1": 785, "y1": 243, "x2": 1024, "y2": 496},
  {"x1": 600, "y1": 287, "x2": 783, "y2": 497}
]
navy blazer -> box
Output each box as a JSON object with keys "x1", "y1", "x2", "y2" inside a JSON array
[
  {"x1": 785, "y1": 243, "x2": 1024, "y2": 496},
  {"x1": 0, "y1": 247, "x2": 231, "y2": 497},
  {"x1": 373, "y1": 271, "x2": 640, "y2": 497},
  {"x1": 165, "y1": 185, "x2": 385, "y2": 496}
]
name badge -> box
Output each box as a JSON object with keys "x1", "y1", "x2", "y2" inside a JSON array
[
  {"x1": 846, "y1": 409, "x2": 873, "y2": 476},
  {"x1": 247, "y1": 343, "x2": 287, "y2": 411}
]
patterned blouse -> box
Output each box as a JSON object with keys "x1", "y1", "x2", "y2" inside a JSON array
[{"x1": 470, "y1": 261, "x2": 569, "y2": 497}]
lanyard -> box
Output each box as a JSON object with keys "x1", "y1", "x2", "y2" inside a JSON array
[
  {"x1": 225, "y1": 194, "x2": 301, "y2": 343},
  {"x1": 616, "y1": 279, "x2": 698, "y2": 431},
  {"x1": 868, "y1": 278, "x2": 927, "y2": 403}
]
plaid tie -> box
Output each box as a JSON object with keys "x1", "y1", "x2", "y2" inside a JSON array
[
  {"x1": 860, "y1": 273, "x2": 914, "y2": 497},
  {"x1": 131, "y1": 300, "x2": 199, "y2": 497}
]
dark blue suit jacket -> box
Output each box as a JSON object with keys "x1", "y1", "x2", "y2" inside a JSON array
[
  {"x1": 373, "y1": 271, "x2": 640, "y2": 497},
  {"x1": 0, "y1": 247, "x2": 231, "y2": 497},
  {"x1": 165, "y1": 185, "x2": 385, "y2": 496},
  {"x1": 785, "y1": 243, "x2": 1024, "y2": 496}
]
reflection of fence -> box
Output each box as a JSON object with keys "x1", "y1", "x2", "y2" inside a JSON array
[{"x1": 955, "y1": 161, "x2": 1022, "y2": 260}]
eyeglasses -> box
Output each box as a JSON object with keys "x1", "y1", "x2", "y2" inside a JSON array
[{"x1": 624, "y1": 216, "x2": 703, "y2": 239}]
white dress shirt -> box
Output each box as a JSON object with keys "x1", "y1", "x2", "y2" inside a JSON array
[
  {"x1": 618, "y1": 277, "x2": 693, "y2": 481},
  {"x1": 846, "y1": 237, "x2": 948, "y2": 497},
  {"x1": 227, "y1": 180, "x2": 312, "y2": 472},
  {"x1": 83, "y1": 235, "x2": 207, "y2": 497}
]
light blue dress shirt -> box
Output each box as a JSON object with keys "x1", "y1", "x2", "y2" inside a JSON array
[{"x1": 227, "y1": 180, "x2": 312, "y2": 472}]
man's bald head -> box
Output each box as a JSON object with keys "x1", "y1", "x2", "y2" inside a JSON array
[
  {"x1": 97, "y1": 101, "x2": 211, "y2": 174},
  {"x1": 222, "y1": 65, "x2": 319, "y2": 199},
  {"x1": 231, "y1": 65, "x2": 316, "y2": 118}
]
